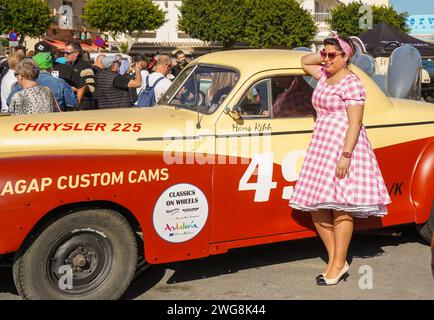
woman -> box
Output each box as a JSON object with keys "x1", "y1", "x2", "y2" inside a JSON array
[
  {"x1": 8, "y1": 59, "x2": 57, "y2": 115},
  {"x1": 289, "y1": 33, "x2": 391, "y2": 286},
  {"x1": 205, "y1": 72, "x2": 238, "y2": 112}
]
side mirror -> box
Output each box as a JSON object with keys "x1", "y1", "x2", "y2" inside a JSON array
[{"x1": 224, "y1": 105, "x2": 241, "y2": 120}]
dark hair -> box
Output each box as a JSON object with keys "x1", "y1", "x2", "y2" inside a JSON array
[
  {"x1": 323, "y1": 35, "x2": 355, "y2": 64},
  {"x1": 52, "y1": 48, "x2": 64, "y2": 59},
  {"x1": 133, "y1": 54, "x2": 147, "y2": 63},
  {"x1": 14, "y1": 45, "x2": 27, "y2": 53},
  {"x1": 174, "y1": 50, "x2": 184, "y2": 59},
  {"x1": 65, "y1": 41, "x2": 83, "y2": 55}
]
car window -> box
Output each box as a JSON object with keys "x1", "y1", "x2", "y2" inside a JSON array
[
  {"x1": 271, "y1": 75, "x2": 316, "y2": 118},
  {"x1": 159, "y1": 65, "x2": 195, "y2": 105},
  {"x1": 159, "y1": 65, "x2": 239, "y2": 114},
  {"x1": 239, "y1": 79, "x2": 270, "y2": 118}
]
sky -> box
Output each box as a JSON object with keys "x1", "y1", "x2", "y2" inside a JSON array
[{"x1": 390, "y1": 0, "x2": 434, "y2": 15}]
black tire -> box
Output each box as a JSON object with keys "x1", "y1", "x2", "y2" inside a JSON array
[
  {"x1": 13, "y1": 209, "x2": 137, "y2": 300},
  {"x1": 416, "y1": 202, "x2": 434, "y2": 243}
]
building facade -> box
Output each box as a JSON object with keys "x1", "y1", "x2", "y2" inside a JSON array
[
  {"x1": 302, "y1": 0, "x2": 390, "y2": 39},
  {"x1": 44, "y1": 0, "x2": 97, "y2": 42},
  {"x1": 123, "y1": 0, "x2": 207, "y2": 55}
]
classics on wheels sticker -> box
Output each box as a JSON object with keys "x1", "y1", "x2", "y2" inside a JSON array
[{"x1": 153, "y1": 183, "x2": 208, "y2": 243}]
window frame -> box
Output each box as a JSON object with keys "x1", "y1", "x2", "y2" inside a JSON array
[
  {"x1": 161, "y1": 63, "x2": 240, "y2": 115},
  {"x1": 237, "y1": 78, "x2": 272, "y2": 120},
  {"x1": 236, "y1": 73, "x2": 316, "y2": 121}
]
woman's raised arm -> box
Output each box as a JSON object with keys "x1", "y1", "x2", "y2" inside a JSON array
[{"x1": 301, "y1": 52, "x2": 323, "y2": 80}]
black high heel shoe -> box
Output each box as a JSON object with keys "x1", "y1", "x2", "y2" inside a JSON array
[
  {"x1": 317, "y1": 262, "x2": 349, "y2": 286},
  {"x1": 315, "y1": 273, "x2": 325, "y2": 282}
]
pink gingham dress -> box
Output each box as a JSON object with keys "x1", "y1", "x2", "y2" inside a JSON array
[{"x1": 289, "y1": 67, "x2": 391, "y2": 217}]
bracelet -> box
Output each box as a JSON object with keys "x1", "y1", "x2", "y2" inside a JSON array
[{"x1": 342, "y1": 151, "x2": 352, "y2": 158}]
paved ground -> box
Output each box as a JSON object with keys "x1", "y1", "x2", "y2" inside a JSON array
[{"x1": 1, "y1": 225, "x2": 433, "y2": 300}]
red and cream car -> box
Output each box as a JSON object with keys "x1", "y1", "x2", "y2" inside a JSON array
[{"x1": 0, "y1": 50, "x2": 433, "y2": 299}]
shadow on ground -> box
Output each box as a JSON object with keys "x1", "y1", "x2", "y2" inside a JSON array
[
  {"x1": 0, "y1": 226, "x2": 426, "y2": 299},
  {"x1": 122, "y1": 225, "x2": 426, "y2": 299},
  {"x1": 0, "y1": 267, "x2": 18, "y2": 296}
]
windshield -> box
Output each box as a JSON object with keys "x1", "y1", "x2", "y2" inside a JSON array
[{"x1": 159, "y1": 65, "x2": 239, "y2": 114}]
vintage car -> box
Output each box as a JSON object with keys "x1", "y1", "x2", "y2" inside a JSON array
[{"x1": 0, "y1": 50, "x2": 433, "y2": 300}]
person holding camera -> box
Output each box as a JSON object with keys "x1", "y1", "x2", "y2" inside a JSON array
[
  {"x1": 128, "y1": 55, "x2": 150, "y2": 95},
  {"x1": 95, "y1": 56, "x2": 142, "y2": 109}
]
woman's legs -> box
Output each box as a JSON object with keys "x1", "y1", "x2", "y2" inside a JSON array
[
  {"x1": 326, "y1": 211, "x2": 354, "y2": 279},
  {"x1": 311, "y1": 209, "x2": 335, "y2": 274}
]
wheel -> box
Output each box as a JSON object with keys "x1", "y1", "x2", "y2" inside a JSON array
[
  {"x1": 416, "y1": 202, "x2": 434, "y2": 243},
  {"x1": 13, "y1": 209, "x2": 138, "y2": 300},
  {"x1": 197, "y1": 91, "x2": 206, "y2": 106}
]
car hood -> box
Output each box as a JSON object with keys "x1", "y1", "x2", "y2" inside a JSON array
[{"x1": 0, "y1": 106, "x2": 200, "y2": 155}]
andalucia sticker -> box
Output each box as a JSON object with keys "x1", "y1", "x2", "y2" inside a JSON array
[{"x1": 153, "y1": 183, "x2": 208, "y2": 243}]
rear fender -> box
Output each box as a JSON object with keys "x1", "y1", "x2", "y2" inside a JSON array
[{"x1": 412, "y1": 141, "x2": 434, "y2": 224}]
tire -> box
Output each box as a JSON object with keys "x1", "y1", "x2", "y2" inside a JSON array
[
  {"x1": 198, "y1": 91, "x2": 206, "y2": 106},
  {"x1": 416, "y1": 202, "x2": 434, "y2": 243},
  {"x1": 13, "y1": 209, "x2": 138, "y2": 300}
]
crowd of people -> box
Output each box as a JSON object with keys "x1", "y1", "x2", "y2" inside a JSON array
[{"x1": 0, "y1": 41, "x2": 190, "y2": 115}]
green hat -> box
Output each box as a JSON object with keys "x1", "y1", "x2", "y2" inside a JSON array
[{"x1": 32, "y1": 52, "x2": 53, "y2": 70}]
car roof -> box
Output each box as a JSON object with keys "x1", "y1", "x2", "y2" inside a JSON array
[
  {"x1": 192, "y1": 48, "x2": 394, "y2": 116},
  {"x1": 193, "y1": 49, "x2": 306, "y2": 72}
]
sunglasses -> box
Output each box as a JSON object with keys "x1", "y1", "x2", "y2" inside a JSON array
[
  {"x1": 320, "y1": 50, "x2": 342, "y2": 60},
  {"x1": 63, "y1": 51, "x2": 76, "y2": 55}
]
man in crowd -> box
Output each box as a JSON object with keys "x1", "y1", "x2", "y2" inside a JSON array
[
  {"x1": 171, "y1": 50, "x2": 188, "y2": 78},
  {"x1": 64, "y1": 41, "x2": 96, "y2": 110},
  {"x1": 129, "y1": 54, "x2": 150, "y2": 95},
  {"x1": 11, "y1": 45, "x2": 27, "y2": 58},
  {"x1": 91, "y1": 54, "x2": 106, "y2": 78},
  {"x1": 34, "y1": 41, "x2": 85, "y2": 106},
  {"x1": 144, "y1": 54, "x2": 173, "y2": 103},
  {"x1": 95, "y1": 55, "x2": 142, "y2": 109}
]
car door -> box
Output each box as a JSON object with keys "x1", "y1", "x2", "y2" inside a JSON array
[{"x1": 210, "y1": 70, "x2": 318, "y2": 243}]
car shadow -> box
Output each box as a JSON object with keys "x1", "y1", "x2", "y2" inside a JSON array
[
  {"x1": 0, "y1": 267, "x2": 19, "y2": 297},
  {"x1": 0, "y1": 225, "x2": 427, "y2": 300},
  {"x1": 123, "y1": 225, "x2": 427, "y2": 299}
]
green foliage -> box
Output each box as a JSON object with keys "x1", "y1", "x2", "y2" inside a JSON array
[
  {"x1": 329, "y1": 2, "x2": 410, "y2": 36},
  {"x1": 0, "y1": 0, "x2": 51, "y2": 43},
  {"x1": 373, "y1": 5, "x2": 409, "y2": 33},
  {"x1": 83, "y1": 0, "x2": 166, "y2": 37},
  {"x1": 178, "y1": 0, "x2": 316, "y2": 49},
  {"x1": 244, "y1": 0, "x2": 317, "y2": 48},
  {"x1": 178, "y1": 0, "x2": 247, "y2": 49},
  {"x1": 119, "y1": 42, "x2": 129, "y2": 54}
]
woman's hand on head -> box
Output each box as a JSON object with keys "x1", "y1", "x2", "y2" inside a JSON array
[{"x1": 301, "y1": 52, "x2": 323, "y2": 80}]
